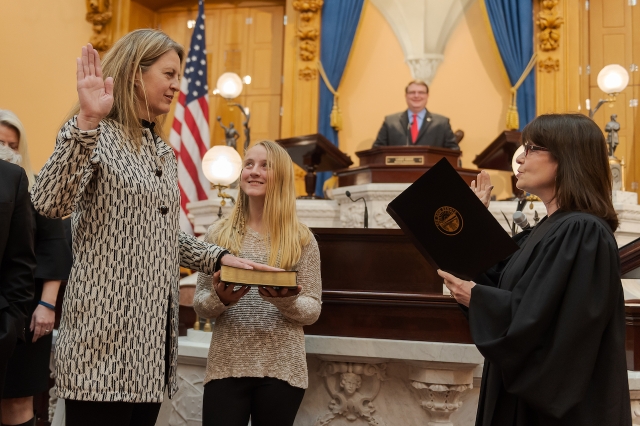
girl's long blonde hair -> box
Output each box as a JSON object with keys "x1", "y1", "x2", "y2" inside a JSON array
[
  {"x1": 0, "y1": 110, "x2": 36, "y2": 190},
  {"x1": 207, "y1": 141, "x2": 312, "y2": 270},
  {"x1": 66, "y1": 29, "x2": 184, "y2": 148}
]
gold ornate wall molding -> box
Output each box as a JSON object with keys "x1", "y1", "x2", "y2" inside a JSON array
[
  {"x1": 281, "y1": 0, "x2": 321, "y2": 142},
  {"x1": 86, "y1": 0, "x2": 113, "y2": 53},
  {"x1": 538, "y1": 57, "x2": 560, "y2": 73},
  {"x1": 535, "y1": 0, "x2": 581, "y2": 116},
  {"x1": 537, "y1": 0, "x2": 564, "y2": 52},
  {"x1": 293, "y1": 0, "x2": 323, "y2": 76}
]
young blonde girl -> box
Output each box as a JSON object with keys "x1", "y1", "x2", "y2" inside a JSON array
[{"x1": 194, "y1": 140, "x2": 322, "y2": 426}]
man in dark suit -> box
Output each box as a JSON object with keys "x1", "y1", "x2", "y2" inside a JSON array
[
  {"x1": 372, "y1": 80, "x2": 459, "y2": 149},
  {"x1": 0, "y1": 159, "x2": 35, "y2": 404}
]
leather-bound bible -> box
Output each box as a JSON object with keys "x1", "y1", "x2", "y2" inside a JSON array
[
  {"x1": 220, "y1": 265, "x2": 298, "y2": 288},
  {"x1": 386, "y1": 157, "x2": 519, "y2": 281}
]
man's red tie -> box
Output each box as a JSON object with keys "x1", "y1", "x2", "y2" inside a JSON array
[{"x1": 411, "y1": 115, "x2": 419, "y2": 144}]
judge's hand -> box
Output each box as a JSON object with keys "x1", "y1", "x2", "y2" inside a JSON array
[
  {"x1": 212, "y1": 271, "x2": 250, "y2": 305},
  {"x1": 30, "y1": 304, "x2": 55, "y2": 343},
  {"x1": 259, "y1": 285, "x2": 302, "y2": 299},
  {"x1": 471, "y1": 170, "x2": 493, "y2": 208},
  {"x1": 220, "y1": 254, "x2": 283, "y2": 271},
  {"x1": 438, "y1": 269, "x2": 475, "y2": 307},
  {"x1": 77, "y1": 43, "x2": 114, "y2": 131}
]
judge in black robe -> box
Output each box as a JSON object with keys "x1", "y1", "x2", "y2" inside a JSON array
[{"x1": 439, "y1": 114, "x2": 631, "y2": 426}]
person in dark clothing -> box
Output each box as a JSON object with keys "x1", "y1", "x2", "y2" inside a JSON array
[
  {"x1": 0, "y1": 110, "x2": 73, "y2": 426},
  {"x1": 0, "y1": 156, "x2": 36, "y2": 423},
  {"x1": 439, "y1": 113, "x2": 631, "y2": 425}
]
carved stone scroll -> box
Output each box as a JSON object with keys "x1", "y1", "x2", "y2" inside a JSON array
[
  {"x1": 537, "y1": 0, "x2": 564, "y2": 52},
  {"x1": 315, "y1": 361, "x2": 387, "y2": 425},
  {"x1": 411, "y1": 382, "x2": 470, "y2": 426},
  {"x1": 293, "y1": 0, "x2": 323, "y2": 79},
  {"x1": 86, "y1": 0, "x2": 113, "y2": 54}
]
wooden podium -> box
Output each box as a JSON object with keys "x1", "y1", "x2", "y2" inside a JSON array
[
  {"x1": 304, "y1": 228, "x2": 472, "y2": 343},
  {"x1": 336, "y1": 146, "x2": 480, "y2": 187},
  {"x1": 277, "y1": 133, "x2": 353, "y2": 198}
]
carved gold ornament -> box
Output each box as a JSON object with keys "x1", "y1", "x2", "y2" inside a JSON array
[
  {"x1": 299, "y1": 67, "x2": 317, "y2": 81},
  {"x1": 538, "y1": 57, "x2": 560, "y2": 73},
  {"x1": 293, "y1": 0, "x2": 323, "y2": 67},
  {"x1": 86, "y1": 0, "x2": 112, "y2": 54},
  {"x1": 537, "y1": 0, "x2": 564, "y2": 52}
]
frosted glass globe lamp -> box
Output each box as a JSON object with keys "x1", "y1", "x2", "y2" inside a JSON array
[
  {"x1": 202, "y1": 145, "x2": 243, "y2": 206},
  {"x1": 589, "y1": 64, "x2": 630, "y2": 118}
]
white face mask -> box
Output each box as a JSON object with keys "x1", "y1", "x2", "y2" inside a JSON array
[{"x1": 0, "y1": 142, "x2": 22, "y2": 165}]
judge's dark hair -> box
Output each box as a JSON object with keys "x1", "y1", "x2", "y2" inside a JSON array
[
  {"x1": 522, "y1": 113, "x2": 618, "y2": 231},
  {"x1": 405, "y1": 80, "x2": 429, "y2": 94}
]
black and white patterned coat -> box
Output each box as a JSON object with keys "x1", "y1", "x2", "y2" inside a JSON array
[{"x1": 31, "y1": 117, "x2": 225, "y2": 403}]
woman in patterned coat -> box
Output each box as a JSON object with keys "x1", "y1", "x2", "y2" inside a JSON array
[{"x1": 31, "y1": 30, "x2": 274, "y2": 426}]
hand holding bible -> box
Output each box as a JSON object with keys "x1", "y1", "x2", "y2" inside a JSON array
[
  {"x1": 212, "y1": 271, "x2": 250, "y2": 305},
  {"x1": 259, "y1": 285, "x2": 302, "y2": 298}
]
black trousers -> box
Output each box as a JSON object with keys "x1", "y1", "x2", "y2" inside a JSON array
[
  {"x1": 64, "y1": 399, "x2": 162, "y2": 426},
  {"x1": 203, "y1": 377, "x2": 305, "y2": 426}
]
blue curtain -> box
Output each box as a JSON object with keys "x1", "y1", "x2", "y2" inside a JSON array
[
  {"x1": 484, "y1": 0, "x2": 535, "y2": 130},
  {"x1": 315, "y1": 0, "x2": 365, "y2": 197}
]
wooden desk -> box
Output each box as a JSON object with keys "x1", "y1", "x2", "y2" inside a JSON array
[{"x1": 305, "y1": 228, "x2": 473, "y2": 343}]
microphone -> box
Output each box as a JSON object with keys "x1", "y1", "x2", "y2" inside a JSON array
[
  {"x1": 345, "y1": 190, "x2": 369, "y2": 228},
  {"x1": 406, "y1": 119, "x2": 411, "y2": 146},
  {"x1": 513, "y1": 211, "x2": 531, "y2": 230}
]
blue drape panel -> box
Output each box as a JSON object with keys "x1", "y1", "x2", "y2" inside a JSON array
[
  {"x1": 484, "y1": 0, "x2": 535, "y2": 130},
  {"x1": 315, "y1": 0, "x2": 365, "y2": 196}
]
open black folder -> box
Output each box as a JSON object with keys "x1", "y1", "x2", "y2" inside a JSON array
[{"x1": 386, "y1": 158, "x2": 519, "y2": 281}]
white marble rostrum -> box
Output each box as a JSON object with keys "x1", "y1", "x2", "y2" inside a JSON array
[{"x1": 156, "y1": 183, "x2": 640, "y2": 425}]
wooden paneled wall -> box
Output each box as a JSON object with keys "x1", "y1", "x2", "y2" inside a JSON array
[{"x1": 536, "y1": 0, "x2": 640, "y2": 190}]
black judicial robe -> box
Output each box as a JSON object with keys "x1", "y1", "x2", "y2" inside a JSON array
[{"x1": 469, "y1": 211, "x2": 631, "y2": 426}]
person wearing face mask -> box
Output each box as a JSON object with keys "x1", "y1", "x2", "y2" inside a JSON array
[
  {"x1": 439, "y1": 114, "x2": 631, "y2": 425},
  {"x1": 30, "y1": 30, "x2": 278, "y2": 426},
  {"x1": 372, "y1": 80, "x2": 459, "y2": 149},
  {"x1": 193, "y1": 140, "x2": 322, "y2": 426},
  {"x1": 0, "y1": 110, "x2": 71, "y2": 426}
]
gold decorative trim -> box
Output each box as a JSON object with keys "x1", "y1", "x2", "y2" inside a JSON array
[
  {"x1": 537, "y1": 0, "x2": 564, "y2": 52},
  {"x1": 86, "y1": 0, "x2": 113, "y2": 54},
  {"x1": 299, "y1": 67, "x2": 317, "y2": 80},
  {"x1": 538, "y1": 57, "x2": 560, "y2": 73},
  {"x1": 293, "y1": 0, "x2": 323, "y2": 67}
]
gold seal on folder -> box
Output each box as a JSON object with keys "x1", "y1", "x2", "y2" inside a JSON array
[{"x1": 434, "y1": 206, "x2": 463, "y2": 236}]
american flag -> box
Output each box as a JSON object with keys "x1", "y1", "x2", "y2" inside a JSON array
[{"x1": 170, "y1": 0, "x2": 210, "y2": 234}]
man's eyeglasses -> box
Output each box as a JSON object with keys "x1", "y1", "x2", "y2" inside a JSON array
[{"x1": 523, "y1": 143, "x2": 549, "y2": 156}]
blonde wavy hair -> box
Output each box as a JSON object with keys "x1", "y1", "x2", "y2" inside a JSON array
[
  {"x1": 0, "y1": 110, "x2": 36, "y2": 190},
  {"x1": 66, "y1": 29, "x2": 184, "y2": 148},
  {"x1": 206, "y1": 141, "x2": 313, "y2": 270}
]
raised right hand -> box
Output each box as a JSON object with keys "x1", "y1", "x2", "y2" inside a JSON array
[
  {"x1": 76, "y1": 43, "x2": 114, "y2": 130},
  {"x1": 471, "y1": 170, "x2": 493, "y2": 208}
]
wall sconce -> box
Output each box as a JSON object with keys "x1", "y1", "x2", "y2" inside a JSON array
[
  {"x1": 588, "y1": 64, "x2": 630, "y2": 118},
  {"x1": 202, "y1": 145, "x2": 243, "y2": 217},
  {"x1": 215, "y1": 72, "x2": 251, "y2": 153}
]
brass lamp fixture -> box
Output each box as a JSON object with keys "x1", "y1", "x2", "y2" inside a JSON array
[
  {"x1": 214, "y1": 72, "x2": 251, "y2": 153},
  {"x1": 588, "y1": 64, "x2": 630, "y2": 118}
]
